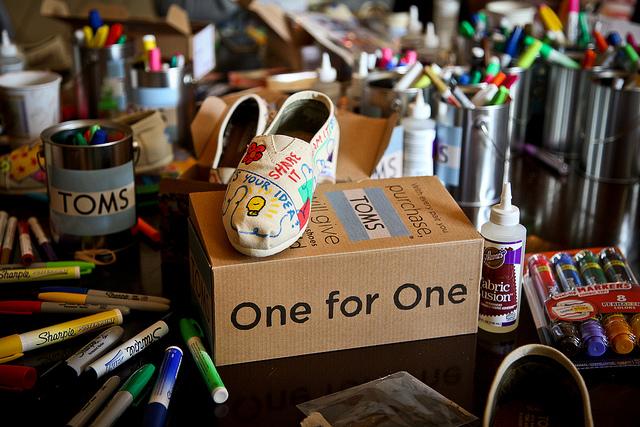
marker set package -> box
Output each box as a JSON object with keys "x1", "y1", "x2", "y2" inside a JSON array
[{"x1": 524, "y1": 247, "x2": 640, "y2": 369}]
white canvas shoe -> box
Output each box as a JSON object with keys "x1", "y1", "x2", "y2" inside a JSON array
[
  {"x1": 484, "y1": 344, "x2": 593, "y2": 427},
  {"x1": 222, "y1": 91, "x2": 339, "y2": 257},
  {"x1": 209, "y1": 94, "x2": 269, "y2": 184}
]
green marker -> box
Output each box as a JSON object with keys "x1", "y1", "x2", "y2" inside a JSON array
[
  {"x1": 459, "y1": 21, "x2": 475, "y2": 39},
  {"x1": 0, "y1": 261, "x2": 95, "y2": 275},
  {"x1": 489, "y1": 85, "x2": 510, "y2": 106},
  {"x1": 180, "y1": 318, "x2": 228, "y2": 403},
  {"x1": 470, "y1": 70, "x2": 482, "y2": 85},
  {"x1": 91, "y1": 364, "x2": 156, "y2": 427},
  {"x1": 624, "y1": 44, "x2": 639, "y2": 65},
  {"x1": 578, "y1": 12, "x2": 591, "y2": 48},
  {"x1": 117, "y1": 35, "x2": 127, "y2": 44},
  {"x1": 88, "y1": 124, "x2": 100, "y2": 141},
  {"x1": 74, "y1": 133, "x2": 88, "y2": 146},
  {"x1": 517, "y1": 39, "x2": 543, "y2": 69}
]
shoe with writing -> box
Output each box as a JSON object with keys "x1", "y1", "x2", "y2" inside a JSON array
[
  {"x1": 222, "y1": 91, "x2": 339, "y2": 257},
  {"x1": 0, "y1": 141, "x2": 47, "y2": 194},
  {"x1": 209, "y1": 94, "x2": 269, "y2": 184},
  {"x1": 483, "y1": 344, "x2": 593, "y2": 427}
]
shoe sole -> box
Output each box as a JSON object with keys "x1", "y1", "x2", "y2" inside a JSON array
[{"x1": 229, "y1": 226, "x2": 306, "y2": 258}]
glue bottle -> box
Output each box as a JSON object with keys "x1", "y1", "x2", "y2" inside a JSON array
[
  {"x1": 0, "y1": 30, "x2": 25, "y2": 74},
  {"x1": 313, "y1": 52, "x2": 341, "y2": 104},
  {"x1": 479, "y1": 182, "x2": 527, "y2": 333},
  {"x1": 402, "y1": 90, "x2": 436, "y2": 177}
]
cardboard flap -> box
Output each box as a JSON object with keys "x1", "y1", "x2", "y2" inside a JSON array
[
  {"x1": 40, "y1": 0, "x2": 70, "y2": 17},
  {"x1": 166, "y1": 4, "x2": 192, "y2": 35},
  {"x1": 80, "y1": 3, "x2": 130, "y2": 20},
  {"x1": 190, "y1": 96, "x2": 229, "y2": 164},
  {"x1": 248, "y1": 2, "x2": 291, "y2": 42}
]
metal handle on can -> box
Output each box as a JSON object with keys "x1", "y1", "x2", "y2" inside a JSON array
[
  {"x1": 132, "y1": 139, "x2": 141, "y2": 165},
  {"x1": 474, "y1": 119, "x2": 507, "y2": 162},
  {"x1": 37, "y1": 146, "x2": 46, "y2": 171}
]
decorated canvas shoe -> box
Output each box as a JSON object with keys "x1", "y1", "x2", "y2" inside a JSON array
[
  {"x1": 222, "y1": 91, "x2": 339, "y2": 257},
  {"x1": 209, "y1": 94, "x2": 269, "y2": 184},
  {"x1": 0, "y1": 141, "x2": 47, "y2": 194},
  {"x1": 115, "y1": 110, "x2": 173, "y2": 174},
  {"x1": 484, "y1": 344, "x2": 593, "y2": 427}
]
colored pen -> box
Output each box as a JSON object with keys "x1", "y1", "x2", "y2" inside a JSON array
[
  {"x1": 75, "y1": 133, "x2": 88, "y2": 146},
  {"x1": 0, "y1": 364, "x2": 37, "y2": 391},
  {"x1": 83, "y1": 26, "x2": 94, "y2": 48},
  {"x1": 90, "y1": 364, "x2": 156, "y2": 427},
  {"x1": 566, "y1": 0, "x2": 579, "y2": 46},
  {"x1": 424, "y1": 66, "x2": 461, "y2": 108},
  {"x1": 27, "y1": 217, "x2": 57, "y2": 261},
  {"x1": 0, "y1": 211, "x2": 8, "y2": 244},
  {"x1": 42, "y1": 326, "x2": 124, "y2": 388},
  {"x1": 104, "y1": 23, "x2": 123, "y2": 46},
  {"x1": 393, "y1": 61, "x2": 424, "y2": 91},
  {"x1": 501, "y1": 26, "x2": 524, "y2": 67},
  {"x1": 459, "y1": 20, "x2": 475, "y2": 39},
  {"x1": 137, "y1": 218, "x2": 161, "y2": 244},
  {"x1": 593, "y1": 30, "x2": 608, "y2": 53},
  {"x1": 1, "y1": 261, "x2": 94, "y2": 275},
  {"x1": 1, "y1": 216, "x2": 17, "y2": 264},
  {"x1": 538, "y1": 40, "x2": 580, "y2": 69},
  {"x1": 578, "y1": 12, "x2": 591, "y2": 48},
  {"x1": 66, "y1": 376, "x2": 121, "y2": 427},
  {"x1": 482, "y1": 57, "x2": 500, "y2": 83},
  {"x1": 451, "y1": 83, "x2": 475, "y2": 109},
  {"x1": 0, "y1": 267, "x2": 82, "y2": 283},
  {"x1": 597, "y1": 32, "x2": 621, "y2": 67},
  {"x1": 38, "y1": 292, "x2": 170, "y2": 312},
  {"x1": 0, "y1": 309, "x2": 123, "y2": 363},
  {"x1": 180, "y1": 318, "x2": 228, "y2": 403},
  {"x1": 627, "y1": 33, "x2": 640, "y2": 54},
  {"x1": 88, "y1": 9, "x2": 102, "y2": 33},
  {"x1": 90, "y1": 129, "x2": 108, "y2": 145},
  {"x1": 84, "y1": 320, "x2": 169, "y2": 381},
  {"x1": 516, "y1": 38, "x2": 543, "y2": 69},
  {"x1": 489, "y1": 86, "x2": 510, "y2": 106},
  {"x1": 582, "y1": 48, "x2": 596, "y2": 69},
  {"x1": 0, "y1": 301, "x2": 131, "y2": 316},
  {"x1": 93, "y1": 25, "x2": 109, "y2": 49},
  {"x1": 538, "y1": 5, "x2": 566, "y2": 46},
  {"x1": 41, "y1": 286, "x2": 170, "y2": 305},
  {"x1": 17, "y1": 221, "x2": 33, "y2": 266},
  {"x1": 471, "y1": 84, "x2": 499, "y2": 107},
  {"x1": 143, "y1": 346, "x2": 183, "y2": 427},
  {"x1": 149, "y1": 47, "x2": 162, "y2": 72}
]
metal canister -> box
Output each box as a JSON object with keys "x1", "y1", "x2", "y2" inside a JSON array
[
  {"x1": 580, "y1": 70, "x2": 640, "y2": 183},
  {"x1": 131, "y1": 65, "x2": 191, "y2": 145},
  {"x1": 504, "y1": 66, "x2": 532, "y2": 147},
  {"x1": 435, "y1": 86, "x2": 511, "y2": 206},
  {"x1": 77, "y1": 42, "x2": 135, "y2": 118},
  {"x1": 41, "y1": 120, "x2": 136, "y2": 253},
  {"x1": 361, "y1": 71, "x2": 434, "y2": 118}
]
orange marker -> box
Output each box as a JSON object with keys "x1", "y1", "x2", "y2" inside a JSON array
[
  {"x1": 137, "y1": 218, "x2": 160, "y2": 244},
  {"x1": 582, "y1": 49, "x2": 596, "y2": 69},
  {"x1": 593, "y1": 31, "x2": 608, "y2": 53},
  {"x1": 492, "y1": 72, "x2": 507, "y2": 87}
]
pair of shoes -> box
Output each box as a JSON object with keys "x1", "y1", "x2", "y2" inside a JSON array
[
  {"x1": 221, "y1": 90, "x2": 339, "y2": 257},
  {"x1": 483, "y1": 344, "x2": 593, "y2": 427}
]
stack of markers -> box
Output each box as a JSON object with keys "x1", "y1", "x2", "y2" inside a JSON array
[
  {"x1": 62, "y1": 124, "x2": 110, "y2": 146},
  {"x1": 76, "y1": 9, "x2": 127, "y2": 49},
  {"x1": 528, "y1": 247, "x2": 640, "y2": 361},
  {"x1": 139, "y1": 34, "x2": 185, "y2": 72},
  {"x1": 374, "y1": 47, "x2": 418, "y2": 71}
]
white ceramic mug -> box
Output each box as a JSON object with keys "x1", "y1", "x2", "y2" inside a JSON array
[{"x1": 0, "y1": 70, "x2": 62, "y2": 144}]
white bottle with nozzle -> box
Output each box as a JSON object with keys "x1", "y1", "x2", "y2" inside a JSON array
[
  {"x1": 0, "y1": 30, "x2": 25, "y2": 74},
  {"x1": 313, "y1": 52, "x2": 341, "y2": 104},
  {"x1": 402, "y1": 91, "x2": 436, "y2": 177},
  {"x1": 478, "y1": 182, "x2": 527, "y2": 333},
  {"x1": 347, "y1": 51, "x2": 369, "y2": 111}
]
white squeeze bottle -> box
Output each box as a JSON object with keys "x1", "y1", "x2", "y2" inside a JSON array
[
  {"x1": 402, "y1": 91, "x2": 436, "y2": 177},
  {"x1": 478, "y1": 182, "x2": 527, "y2": 333}
]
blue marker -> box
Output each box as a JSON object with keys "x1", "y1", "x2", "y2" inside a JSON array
[
  {"x1": 501, "y1": 26, "x2": 524, "y2": 67},
  {"x1": 551, "y1": 252, "x2": 583, "y2": 292},
  {"x1": 88, "y1": 9, "x2": 103, "y2": 33},
  {"x1": 143, "y1": 346, "x2": 183, "y2": 427},
  {"x1": 90, "y1": 129, "x2": 108, "y2": 145}
]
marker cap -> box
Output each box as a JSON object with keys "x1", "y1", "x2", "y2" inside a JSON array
[
  {"x1": 607, "y1": 32, "x2": 622, "y2": 47},
  {"x1": 459, "y1": 21, "x2": 475, "y2": 39},
  {"x1": 0, "y1": 335, "x2": 23, "y2": 363},
  {"x1": 0, "y1": 365, "x2": 36, "y2": 391},
  {"x1": 122, "y1": 363, "x2": 156, "y2": 398},
  {"x1": 213, "y1": 386, "x2": 229, "y2": 404},
  {"x1": 612, "y1": 334, "x2": 634, "y2": 354},
  {"x1": 585, "y1": 337, "x2": 607, "y2": 357},
  {"x1": 144, "y1": 402, "x2": 168, "y2": 427}
]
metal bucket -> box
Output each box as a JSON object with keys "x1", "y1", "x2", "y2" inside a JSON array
[
  {"x1": 580, "y1": 71, "x2": 640, "y2": 183},
  {"x1": 504, "y1": 66, "x2": 532, "y2": 147},
  {"x1": 361, "y1": 71, "x2": 434, "y2": 118},
  {"x1": 435, "y1": 87, "x2": 511, "y2": 206},
  {"x1": 77, "y1": 42, "x2": 135, "y2": 118},
  {"x1": 41, "y1": 120, "x2": 136, "y2": 253},
  {"x1": 131, "y1": 65, "x2": 189, "y2": 144}
]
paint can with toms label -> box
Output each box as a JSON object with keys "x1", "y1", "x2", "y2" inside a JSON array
[{"x1": 41, "y1": 120, "x2": 136, "y2": 254}]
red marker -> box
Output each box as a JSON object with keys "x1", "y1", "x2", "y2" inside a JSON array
[
  {"x1": 503, "y1": 74, "x2": 519, "y2": 89},
  {"x1": 491, "y1": 72, "x2": 507, "y2": 87},
  {"x1": 0, "y1": 300, "x2": 130, "y2": 315},
  {"x1": 582, "y1": 49, "x2": 596, "y2": 69},
  {"x1": 105, "y1": 23, "x2": 123, "y2": 46},
  {"x1": 593, "y1": 30, "x2": 608, "y2": 53},
  {"x1": 18, "y1": 221, "x2": 33, "y2": 266},
  {"x1": 0, "y1": 365, "x2": 36, "y2": 391},
  {"x1": 137, "y1": 218, "x2": 161, "y2": 244}
]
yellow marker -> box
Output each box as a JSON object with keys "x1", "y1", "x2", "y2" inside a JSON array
[
  {"x1": 539, "y1": 5, "x2": 563, "y2": 31},
  {"x1": 0, "y1": 266, "x2": 81, "y2": 283},
  {"x1": 83, "y1": 26, "x2": 94, "y2": 48},
  {"x1": 142, "y1": 34, "x2": 157, "y2": 52},
  {"x1": 93, "y1": 25, "x2": 110, "y2": 49},
  {"x1": 423, "y1": 66, "x2": 447, "y2": 93},
  {"x1": 0, "y1": 309, "x2": 123, "y2": 363}
]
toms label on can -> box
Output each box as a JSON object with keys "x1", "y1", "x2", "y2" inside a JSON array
[
  {"x1": 49, "y1": 161, "x2": 135, "y2": 236},
  {"x1": 435, "y1": 123, "x2": 462, "y2": 187},
  {"x1": 479, "y1": 239, "x2": 523, "y2": 328}
]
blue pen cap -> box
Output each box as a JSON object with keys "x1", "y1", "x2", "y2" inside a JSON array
[
  {"x1": 88, "y1": 9, "x2": 102, "y2": 31},
  {"x1": 505, "y1": 26, "x2": 524, "y2": 57},
  {"x1": 143, "y1": 402, "x2": 167, "y2": 427},
  {"x1": 458, "y1": 73, "x2": 471, "y2": 85},
  {"x1": 607, "y1": 32, "x2": 622, "y2": 47}
]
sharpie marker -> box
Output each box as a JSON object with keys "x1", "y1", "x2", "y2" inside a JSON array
[
  {"x1": 0, "y1": 267, "x2": 82, "y2": 283},
  {"x1": 41, "y1": 326, "x2": 124, "y2": 389},
  {"x1": 0, "y1": 309, "x2": 123, "y2": 363},
  {"x1": 0, "y1": 301, "x2": 131, "y2": 316},
  {"x1": 0, "y1": 364, "x2": 37, "y2": 391},
  {"x1": 38, "y1": 292, "x2": 170, "y2": 312},
  {"x1": 17, "y1": 221, "x2": 33, "y2": 265},
  {"x1": 84, "y1": 319, "x2": 169, "y2": 381},
  {"x1": 0, "y1": 211, "x2": 8, "y2": 243},
  {"x1": 1, "y1": 216, "x2": 17, "y2": 264},
  {"x1": 66, "y1": 376, "x2": 121, "y2": 427},
  {"x1": 90, "y1": 364, "x2": 155, "y2": 427},
  {"x1": 28, "y1": 217, "x2": 57, "y2": 261},
  {"x1": 180, "y1": 318, "x2": 228, "y2": 403},
  {"x1": 1, "y1": 261, "x2": 94, "y2": 274},
  {"x1": 41, "y1": 286, "x2": 170, "y2": 305},
  {"x1": 143, "y1": 347, "x2": 183, "y2": 427}
]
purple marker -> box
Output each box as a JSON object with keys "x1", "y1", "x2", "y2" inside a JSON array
[{"x1": 27, "y1": 217, "x2": 57, "y2": 261}]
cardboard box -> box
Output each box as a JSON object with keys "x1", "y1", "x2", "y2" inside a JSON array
[
  {"x1": 40, "y1": 1, "x2": 215, "y2": 80},
  {"x1": 189, "y1": 176, "x2": 483, "y2": 365}
]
